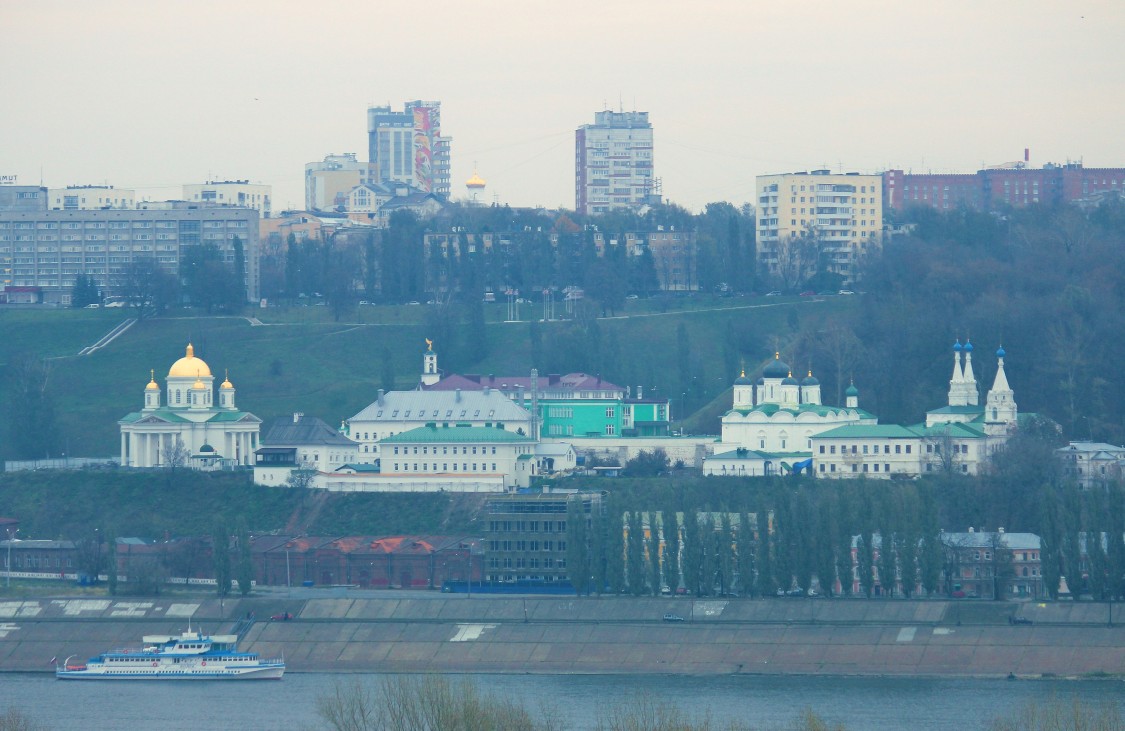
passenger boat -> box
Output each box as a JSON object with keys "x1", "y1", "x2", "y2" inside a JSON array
[{"x1": 55, "y1": 627, "x2": 284, "y2": 680}]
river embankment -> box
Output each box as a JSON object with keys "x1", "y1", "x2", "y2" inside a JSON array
[{"x1": 3, "y1": 594, "x2": 1123, "y2": 677}]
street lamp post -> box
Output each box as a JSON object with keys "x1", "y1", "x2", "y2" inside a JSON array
[{"x1": 5, "y1": 528, "x2": 17, "y2": 589}]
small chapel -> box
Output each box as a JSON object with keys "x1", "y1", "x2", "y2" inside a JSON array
[{"x1": 118, "y1": 344, "x2": 261, "y2": 469}]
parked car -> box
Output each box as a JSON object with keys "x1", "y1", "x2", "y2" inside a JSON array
[
  {"x1": 662, "y1": 613, "x2": 686, "y2": 622},
  {"x1": 270, "y1": 612, "x2": 293, "y2": 621},
  {"x1": 765, "y1": 290, "x2": 782, "y2": 297},
  {"x1": 837, "y1": 290, "x2": 855, "y2": 295},
  {"x1": 799, "y1": 291, "x2": 816, "y2": 297},
  {"x1": 1009, "y1": 616, "x2": 1033, "y2": 625}
]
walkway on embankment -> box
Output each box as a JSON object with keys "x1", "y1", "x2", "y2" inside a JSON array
[{"x1": 3, "y1": 596, "x2": 1123, "y2": 677}]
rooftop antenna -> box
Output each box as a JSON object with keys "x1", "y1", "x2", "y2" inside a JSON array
[{"x1": 619, "y1": 93, "x2": 623, "y2": 113}]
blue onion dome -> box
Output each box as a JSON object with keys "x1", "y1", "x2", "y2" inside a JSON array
[
  {"x1": 953, "y1": 340, "x2": 962, "y2": 352},
  {"x1": 199, "y1": 443, "x2": 215, "y2": 453},
  {"x1": 782, "y1": 371, "x2": 799, "y2": 386},
  {"x1": 734, "y1": 369, "x2": 753, "y2": 385},
  {"x1": 802, "y1": 370, "x2": 820, "y2": 386},
  {"x1": 762, "y1": 352, "x2": 790, "y2": 379},
  {"x1": 963, "y1": 340, "x2": 974, "y2": 353},
  {"x1": 845, "y1": 383, "x2": 859, "y2": 397},
  {"x1": 996, "y1": 346, "x2": 1006, "y2": 358},
  {"x1": 756, "y1": 377, "x2": 765, "y2": 385}
]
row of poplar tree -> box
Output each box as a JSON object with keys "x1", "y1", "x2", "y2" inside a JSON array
[{"x1": 563, "y1": 479, "x2": 1125, "y2": 601}]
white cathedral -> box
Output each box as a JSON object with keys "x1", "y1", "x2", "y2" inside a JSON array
[
  {"x1": 118, "y1": 344, "x2": 261, "y2": 469},
  {"x1": 703, "y1": 352, "x2": 875, "y2": 476}
]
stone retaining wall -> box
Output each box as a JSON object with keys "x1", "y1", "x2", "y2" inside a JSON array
[{"x1": 3, "y1": 596, "x2": 1123, "y2": 677}]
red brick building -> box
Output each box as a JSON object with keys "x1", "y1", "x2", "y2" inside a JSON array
[{"x1": 884, "y1": 163, "x2": 1125, "y2": 213}]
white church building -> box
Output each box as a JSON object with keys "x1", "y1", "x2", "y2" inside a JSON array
[
  {"x1": 811, "y1": 341, "x2": 1019, "y2": 478},
  {"x1": 703, "y1": 353, "x2": 875, "y2": 476},
  {"x1": 118, "y1": 344, "x2": 261, "y2": 469}
]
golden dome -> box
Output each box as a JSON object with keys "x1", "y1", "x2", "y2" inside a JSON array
[
  {"x1": 192, "y1": 376, "x2": 206, "y2": 390},
  {"x1": 221, "y1": 369, "x2": 234, "y2": 389},
  {"x1": 466, "y1": 171, "x2": 486, "y2": 189},
  {"x1": 145, "y1": 369, "x2": 160, "y2": 390},
  {"x1": 168, "y1": 343, "x2": 212, "y2": 378}
]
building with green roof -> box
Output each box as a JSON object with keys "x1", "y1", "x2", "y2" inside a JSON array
[{"x1": 810, "y1": 341, "x2": 1020, "y2": 479}]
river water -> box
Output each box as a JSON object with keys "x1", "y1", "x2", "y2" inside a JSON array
[{"x1": 1, "y1": 672, "x2": 1122, "y2": 730}]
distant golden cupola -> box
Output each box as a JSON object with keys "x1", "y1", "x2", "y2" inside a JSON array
[
  {"x1": 168, "y1": 343, "x2": 212, "y2": 378},
  {"x1": 221, "y1": 369, "x2": 234, "y2": 390},
  {"x1": 145, "y1": 369, "x2": 160, "y2": 391}
]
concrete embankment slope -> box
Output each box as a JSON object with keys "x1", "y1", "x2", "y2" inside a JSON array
[{"x1": 3, "y1": 596, "x2": 1124, "y2": 677}]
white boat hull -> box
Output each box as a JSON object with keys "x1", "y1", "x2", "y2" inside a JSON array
[{"x1": 57, "y1": 664, "x2": 284, "y2": 680}]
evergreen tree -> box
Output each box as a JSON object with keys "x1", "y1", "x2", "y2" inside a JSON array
[
  {"x1": 626, "y1": 510, "x2": 645, "y2": 596},
  {"x1": 716, "y1": 513, "x2": 734, "y2": 596},
  {"x1": 232, "y1": 236, "x2": 247, "y2": 306},
  {"x1": 647, "y1": 512, "x2": 663, "y2": 596},
  {"x1": 1108, "y1": 488, "x2": 1125, "y2": 601},
  {"x1": 105, "y1": 524, "x2": 117, "y2": 596},
  {"x1": 1061, "y1": 487, "x2": 1083, "y2": 599},
  {"x1": 814, "y1": 495, "x2": 837, "y2": 597},
  {"x1": 699, "y1": 513, "x2": 717, "y2": 597},
  {"x1": 663, "y1": 507, "x2": 681, "y2": 595},
  {"x1": 236, "y1": 517, "x2": 253, "y2": 597},
  {"x1": 1039, "y1": 486, "x2": 1062, "y2": 599},
  {"x1": 604, "y1": 492, "x2": 626, "y2": 594},
  {"x1": 918, "y1": 486, "x2": 943, "y2": 597},
  {"x1": 681, "y1": 509, "x2": 702, "y2": 596},
  {"x1": 736, "y1": 511, "x2": 756, "y2": 597},
  {"x1": 755, "y1": 505, "x2": 776, "y2": 597},
  {"x1": 380, "y1": 347, "x2": 396, "y2": 392},
  {"x1": 589, "y1": 501, "x2": 607, "y2": 594},
  {"x1": 565, "y1": 496, "x2": 590, "y2": 595},
  {"x1": 212, "y1": 519, "x2": 232, "y2": 597},
  {"x1": 70, "y1": 274, "x2": 100, "y2": 307},
  {"x1": 857, "y1": 533, "x2": 875, "y2": 598}
]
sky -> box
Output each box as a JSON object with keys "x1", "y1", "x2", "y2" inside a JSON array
[{"x1": 2, "y1": 1, "x2": 1124, "y2": 214}]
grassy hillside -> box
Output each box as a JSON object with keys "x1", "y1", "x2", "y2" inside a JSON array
[
  {"x1": 0, "y1": 296, "x2": 854, "y2": 459},
  {"x1": 0, "y1": 470, "x2": 483, "y2": 540}
]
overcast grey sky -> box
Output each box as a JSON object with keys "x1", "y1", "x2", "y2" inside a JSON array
[{"x1": 2, "y1": 1, "x2": 1123, "y2": 213}]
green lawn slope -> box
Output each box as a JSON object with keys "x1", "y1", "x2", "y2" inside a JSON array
[{"x1": 0, "y1": 296, "x2": 854, "y2": 460}]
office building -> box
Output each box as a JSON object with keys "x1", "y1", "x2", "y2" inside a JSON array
[
  {"x1": 575, "y1": 110, "x2": 655, "y2": 215},
  {"x1": 756, "y1": 170, "x2": 883, "y2": 284},
  {"x1": 366, "y1": 101, "x2": 451, "y2": 197}
]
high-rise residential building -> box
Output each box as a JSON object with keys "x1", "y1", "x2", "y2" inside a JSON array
[
  {"x1": 366, "y1": 101, "x2": 451, "y2": 198},
  {"x1": 756, "y1": 170, "x2": 883, "y2": 285},
  {"x1": 575, "y1": 110, "x2": 656, "y2": 216},
  {"x1": 48, "y1": 185, "x2": 136, "y2": 210},
  {"x1": 0, "y1": 195, "x2": 260, "y2": 305},
  {"x1": 183, "y1": 180, "x2": 272, "y2": 218},
  {"x1": 304, "y1": 153, "x2": 378, "y2": 212}
]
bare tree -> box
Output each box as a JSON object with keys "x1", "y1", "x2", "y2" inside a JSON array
[
  {"x1": 160, "y1": 436, "x2": 191, "y2": 473},
  {"x1": 771, "y1": 226, "x2": 819, "y2": 291},
  {"x1": 285, "y1": 458, "x2": 318, "y2": 489},
  {"x1": 923, "y1": 428, "x2": 962, "y2": 475}
]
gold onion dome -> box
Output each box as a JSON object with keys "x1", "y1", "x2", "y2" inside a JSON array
[
  {"x1": 466, "y1": 172, "x2": 486, "y2": 189},
  {"x1": 145, "y1": 369, "x2": 159, "y2": 390},
  {"x1": 168, "y1": 343, "x2": 212, "y2": 378},
  {"x1": 221, "y1": 369, "x2": 234, "y2": 389},
  {"x1": 192, "y1": 375, "x2": 207, "y2": 390}
]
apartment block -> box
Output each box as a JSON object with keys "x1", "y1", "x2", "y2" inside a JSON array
[
  {"x1": 756, "y1": 170, "x2": 883, "y2": 283},
  {"x1": 575, "y1": 110, "x2": 656, "y2": 215}
]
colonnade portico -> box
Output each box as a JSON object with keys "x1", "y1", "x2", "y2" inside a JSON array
[{"x1": 118, "y1": 344, "x2": 261, "y2": 471}]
